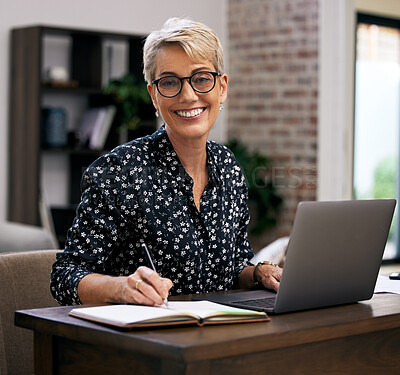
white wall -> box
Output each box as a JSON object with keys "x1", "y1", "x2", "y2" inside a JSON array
[
  {"x1": 317, "y1": 0, "x2": 356, "y2": 201},
  {"x1": 0, "y1": 0, "x2": 227, "y2": 222},
  {"x1": 318, "y1": 0, "x2": 400, "y2": 201},
  {"x1": 356, "y1": 0, "x2": 400, "y2": 18}
]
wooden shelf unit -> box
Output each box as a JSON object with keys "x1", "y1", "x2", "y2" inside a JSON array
[{"x1": 9, "y1": 25, "x2": 155, "y2": 246}]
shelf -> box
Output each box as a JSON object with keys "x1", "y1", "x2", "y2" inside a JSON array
[
  {"x1": 41, "y1": 147, "x2": 108, "y2": 155},
  {"x1": 8, "y1": 24, "x2": 156, "y2": 242},
  {"x1": 41, "y1": 85, "x2": 103, "y2": 96}
]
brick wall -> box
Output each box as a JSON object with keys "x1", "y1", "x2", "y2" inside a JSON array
[{"x1": 227, "y1": 0, "x2": 319, "y2": 250}]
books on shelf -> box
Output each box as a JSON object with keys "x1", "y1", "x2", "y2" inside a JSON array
[
  {"x1": 102, "y1": 39, "x2": 129, "y2": 87},
  {"x1": 79, "y1": 106, "x2": 116, "y2": 150},
  {"x1": 69, "y1": 300, "x2": 269, "y2": 329}
]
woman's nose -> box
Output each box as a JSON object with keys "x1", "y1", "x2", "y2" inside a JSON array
[{"x1": 179, "y1": 79, "x2": 198, "y2": 101}]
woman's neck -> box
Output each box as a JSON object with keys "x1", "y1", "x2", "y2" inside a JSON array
[
  {"x1": 166, "y1": 127, "x2": 208, "y2": 176},
  {"x1": 166, "y1": 126, "x2": 209, "y2": 211}
]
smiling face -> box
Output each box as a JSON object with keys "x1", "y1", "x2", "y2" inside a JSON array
[{"x1": 147, "y1": 44, "x2": 228, "y2": 143}]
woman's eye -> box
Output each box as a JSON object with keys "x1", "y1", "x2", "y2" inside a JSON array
[
  {"x1": 160, "y1": 78, "x2": 179, "y2": 88},
  {"x1": 193, "y1": 74, "x2": 212, "y2": 85}
]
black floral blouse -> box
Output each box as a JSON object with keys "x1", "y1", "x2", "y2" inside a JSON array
[{"x1": 50, "y1": 125, "x2": 254, "y2": 305}]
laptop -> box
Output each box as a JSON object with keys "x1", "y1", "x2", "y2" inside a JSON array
[{"x1": 194, "y1": 199, "x2": 396, "y2": 314}]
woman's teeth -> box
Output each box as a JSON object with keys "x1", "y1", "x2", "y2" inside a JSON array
[{"x1": 176, "y1": 108, "x2": 204, "y2": 118}]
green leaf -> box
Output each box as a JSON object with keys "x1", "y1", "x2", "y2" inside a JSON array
[
  {"x1": 225, "y1": 139, "x2": 283, "y2": 237},
  {"x1": 103, "y1": 73, "x2": 151, "y2": 130}
]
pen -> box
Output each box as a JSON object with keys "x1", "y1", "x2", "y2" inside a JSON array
[{"x1": 141, "y1": 243, "x2": 169, "y2": 308}]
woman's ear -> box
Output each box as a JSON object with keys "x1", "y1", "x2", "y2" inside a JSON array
[
  {"x1": 147, "y1": 84, "x2": 158, "y2": 110},
  {"x1": 219, "y1": 73, "x2": 228, "y2": 104}
]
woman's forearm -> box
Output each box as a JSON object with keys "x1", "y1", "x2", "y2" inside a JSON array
[
  {"x1": 77, "y1": 273, "x2": 127, "y2": 304},
  {"x1": 238, "y1": 266, "x2": 257, "y2": 289}
]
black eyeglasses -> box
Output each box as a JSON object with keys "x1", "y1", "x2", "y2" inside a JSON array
[{"x1": 152, "y1": 71, "x2": 221, "y2": 98}]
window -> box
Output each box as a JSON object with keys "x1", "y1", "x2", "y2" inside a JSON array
[{"x1": 353, "y1": 14, "x2": 400, "y2": 261}]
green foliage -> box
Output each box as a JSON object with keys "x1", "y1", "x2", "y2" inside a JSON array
[
  {"x1": 104, "y1": 73, "x2": 151, "y2": 130},
  {"x1": 225, "y1": 139, "x2": 283, "y2": 237},
  {"x1": 372, "y1": 156, "x2": 397, "y2": 241},
  {"x1": 373, "y1": 156, "x2": 397, "y2": 199}
]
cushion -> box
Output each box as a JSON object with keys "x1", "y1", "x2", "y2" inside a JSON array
[{"x1": 0, "y1": 222, "x2": 58, "y2": 252}]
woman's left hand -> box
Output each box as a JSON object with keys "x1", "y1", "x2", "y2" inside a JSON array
[
  {"x1": 255, "y1": 263, "x2": 282, "y2": 292},
  {"x1": 239, "y1": 263, "x2": 282, "y2": 291}
]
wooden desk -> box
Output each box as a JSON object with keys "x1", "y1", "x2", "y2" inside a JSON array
[{"x1": 15, "y1": 294, "x2": 400, "y2": 375}]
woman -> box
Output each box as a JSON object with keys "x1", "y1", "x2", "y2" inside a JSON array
[{"x1": 51, "y1": 18, "x2": 282, "y2": 306}]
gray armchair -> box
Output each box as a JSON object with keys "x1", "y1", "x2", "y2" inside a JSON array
[
  {"x1": 0, "y1": 221, "x2": 58, "y2": 252},
  {"x1": 0, "y1": 249, "x2": 59, "y2": 374}
]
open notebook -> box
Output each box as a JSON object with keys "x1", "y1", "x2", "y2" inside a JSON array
[{"x1": 69, "y1": 300, "x2": 269, "y2": 328}]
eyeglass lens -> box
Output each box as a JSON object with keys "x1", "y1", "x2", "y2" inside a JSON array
[{"x1": 157, "y1": 72, "x2": 216, "y2": 97}]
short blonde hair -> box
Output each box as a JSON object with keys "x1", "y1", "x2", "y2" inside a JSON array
[{"x1": 143, "y1": 17, "x2": 224, "y2": 84}]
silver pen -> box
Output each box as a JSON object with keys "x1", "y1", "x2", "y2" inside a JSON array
[{"x1": 141, "y1": 243, "x2": 169, "y2": 308}]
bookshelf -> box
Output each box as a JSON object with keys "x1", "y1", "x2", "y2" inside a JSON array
[{"x1": 8, "y1": 25, "x2": 156, "y2": 246}]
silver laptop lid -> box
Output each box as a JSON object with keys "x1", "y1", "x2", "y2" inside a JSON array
[{"x1": 274, "y1": 199, "x2": 396, "y2": 313}]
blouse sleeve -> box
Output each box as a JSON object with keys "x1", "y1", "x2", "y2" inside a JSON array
[
  {"x1": 50, "y1": 153, "x2": 131, "y2": 305},
  {"x1": 230, "y1": 159, "x2": 255, "y2": 286}
]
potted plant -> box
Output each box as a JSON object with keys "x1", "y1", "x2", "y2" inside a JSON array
[
  {"x1": 104, "y1": 73, "x2": 151, "y2": 143},
  {"x1": 225, "y1": 139, "x2": 283, "y2": 237}
]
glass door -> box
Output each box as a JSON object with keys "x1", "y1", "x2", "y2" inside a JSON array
[{"x1": 353, "y1": 14, "x2": 400, "y2": 261}]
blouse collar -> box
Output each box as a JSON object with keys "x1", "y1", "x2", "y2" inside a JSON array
[{"x1": 150, "y1": 125, "x2": 222, "y2": 188}]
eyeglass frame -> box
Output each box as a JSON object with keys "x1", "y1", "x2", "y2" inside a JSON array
[{"x1": 151, "y1": 71, "x2": 222, "y2": 98}]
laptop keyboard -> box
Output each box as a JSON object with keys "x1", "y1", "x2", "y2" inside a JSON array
[{"x1": 230, "y1": 297, "x2": 276, "y2": 309}]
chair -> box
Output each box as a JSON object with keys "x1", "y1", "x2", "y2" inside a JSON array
[
  {"x1": 0, "y1": 249, "x2": 59, "y2": 374},
  {"x1": 0, "y1": 222, "x2": 58, "y2": 252}
]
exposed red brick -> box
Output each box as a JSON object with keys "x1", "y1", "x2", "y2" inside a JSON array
[{"x1": 228, "y1": 0, "x2": 318, "y2": 249}]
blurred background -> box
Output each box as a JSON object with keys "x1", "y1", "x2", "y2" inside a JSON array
[{"x1": 1, "y1": 0, "x2": 400, "y2": 263}]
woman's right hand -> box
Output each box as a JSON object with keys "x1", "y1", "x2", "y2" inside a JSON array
[
  {"x1": 121, "y1": 266, "x2": 173, "y2": 306},
  {"x1": 77, "y1": 268, "x2": 173, "y2": 306}
]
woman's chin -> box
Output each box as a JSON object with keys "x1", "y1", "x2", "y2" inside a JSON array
[{"x1": 165, "y1": 122, "x2": 212, "y2": 141}]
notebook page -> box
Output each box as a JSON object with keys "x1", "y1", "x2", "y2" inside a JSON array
[{"x1": 165, "y1": 301, "x2": 266, "y2": 319}]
